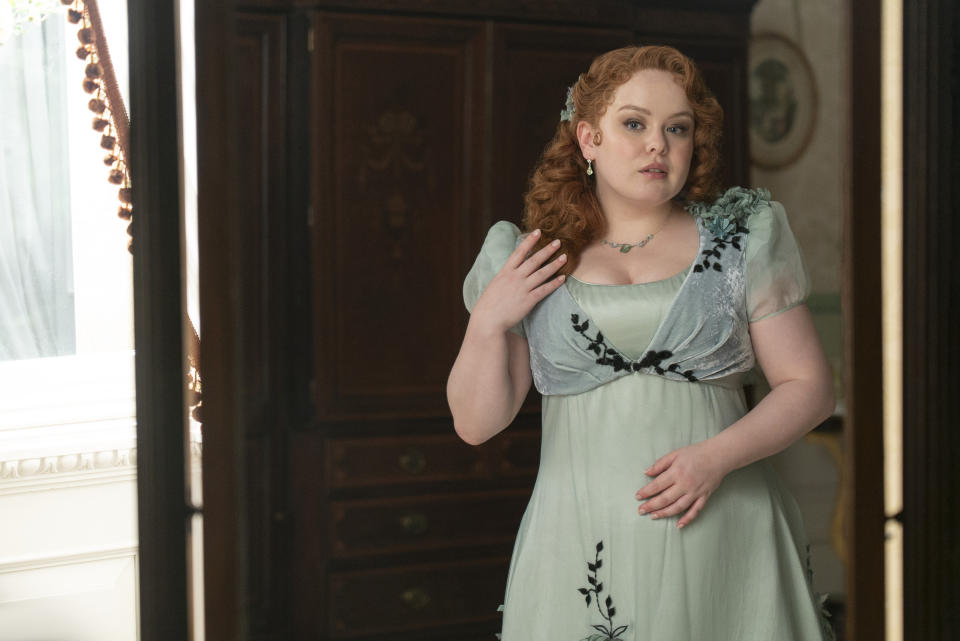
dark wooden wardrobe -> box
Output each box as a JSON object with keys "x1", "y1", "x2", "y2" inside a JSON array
[{"x1": 204, "y1": 2, "x2": 756, "y2": 639}]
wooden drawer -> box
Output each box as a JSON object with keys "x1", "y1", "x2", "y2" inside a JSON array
[
  {"x1": 328, "y1": 557, "x2": 508, "y2": 637},
  {"x1": 326, "y1": 434, "x2": 491, "y2": 489},
  {"x1": 330, "y1": 489, "x2": 530, "y2": 557},
  {"x1": 495, "y1": 429, "x2": 541, "y2": 476}
]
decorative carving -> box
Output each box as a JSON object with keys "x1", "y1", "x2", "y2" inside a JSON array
[
  {"x1": 0, "y1": 448, "x2": 135, "y2": 480},
  {"x1": 0, "y1": 441, "x2": 201, "y2": 487},
  {"x1": 362, "y1": 110, "x2": 426, "y2": 174},
  {"x1": 358, "y1": 109, "x2": 431, "y2": 261}
]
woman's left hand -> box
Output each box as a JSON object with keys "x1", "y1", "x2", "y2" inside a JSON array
[{"x1": 635, "y1": 439, "x2": 731, "y2": 529}]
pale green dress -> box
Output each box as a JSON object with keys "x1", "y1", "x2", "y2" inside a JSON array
[{"x1": 464, "y1": 197, "x2": 833, "y2": 641}]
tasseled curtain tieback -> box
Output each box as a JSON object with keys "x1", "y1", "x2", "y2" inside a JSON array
[{"x1": 63, "y1": 0, "x2": 203, "y2": 424}]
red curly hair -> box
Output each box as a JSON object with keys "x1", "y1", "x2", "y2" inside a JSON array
[{"x1": 522, "y1": 45, "x2": 724, "y2": 274}]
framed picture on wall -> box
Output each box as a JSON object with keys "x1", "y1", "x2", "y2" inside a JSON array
[{"x1": 748, "y1": 33, "x2": 818, "y2": 169}]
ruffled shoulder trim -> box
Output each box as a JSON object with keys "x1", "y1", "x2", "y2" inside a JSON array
[
  {"x1": 463, "y1": 220, "x2": 523, "y2": 313},
  {"x1": 483, "y1": 220, "x2": 524, "y2": 252},
  {"x1": 463, "y1": 220, "x2": 527, "y2": 337},
  {"x1": 685, "y1": 186, "x2": 772, "y2": 237}
]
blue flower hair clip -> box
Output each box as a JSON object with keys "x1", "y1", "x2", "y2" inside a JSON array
[{"x1": 560, "y1": 85, "x2": 576, "y2": 122}]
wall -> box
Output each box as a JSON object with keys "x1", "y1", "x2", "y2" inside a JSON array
[
  {"x1": 750, "y1": 0, "x2": 849, "y2": 605},
  {"x1": 0, "y1": 353, "x2": 139, "y2": 641},
  {"x1": 750, "y1": 0, "x2": 847, "y2": 392}
]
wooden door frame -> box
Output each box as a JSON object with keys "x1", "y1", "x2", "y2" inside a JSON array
[
  {"x1": 129, "y1": 0, "x2": 191, "y2": 639},
  {"x1": 844, "y1": 1, "x2": 885, "y2": 640},
  {"x1": 193, "y1": 1, "x2": 249, "y2": 641},
  {"x1": 902, "y1": 0, "x2": 960, "y2": 638},
  {"x1": 847, "y1": 1, "x2": 960, "y2": 639}
]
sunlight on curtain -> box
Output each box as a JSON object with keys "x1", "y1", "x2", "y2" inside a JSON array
[
  {"x1": 0, "y1": 0, "x2": 133, "y2": 363},
  {"x1": 0, "y1": 15, "x2": 76, "y2": 360}
]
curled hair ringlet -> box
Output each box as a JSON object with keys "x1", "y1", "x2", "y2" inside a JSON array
[{"x1": 522, "y1": 45, "x2": 725, "y2": 276}]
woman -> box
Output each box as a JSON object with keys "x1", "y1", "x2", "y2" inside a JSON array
[{"x1": 447, "y1": 45, "x2": 836, "y2": 641}]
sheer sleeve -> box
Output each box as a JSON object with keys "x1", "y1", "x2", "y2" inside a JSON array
[
  {"x1": 462, "y1": 220, "x2": 526, "y2": 337},
  {"x1": 744, "y1": 200, "x2": 812, "y2": 322}
]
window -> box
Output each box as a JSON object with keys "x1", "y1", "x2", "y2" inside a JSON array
[
  {"x1": 0, "y1": 0, "x2": 134, "y2": 474},
  {"x1": 0, "y1": 5, "x2": 139, "y2": 640}
]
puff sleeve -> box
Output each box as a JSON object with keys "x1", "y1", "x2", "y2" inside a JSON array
[
  {"x1": 744, "y1": 200, "x2": 812, "y2": 322},
  {"x1": 462, "y1": 220, "x2": 526, "y2": 338}
]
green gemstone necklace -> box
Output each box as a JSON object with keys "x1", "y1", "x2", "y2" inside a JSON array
[{"x1": 600, "y1": 210, "x2": 673, "y2": 254}]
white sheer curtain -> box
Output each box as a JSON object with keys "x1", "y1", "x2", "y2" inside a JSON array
[{"x1": 0, "y1": 17, "x2": 75, "y2": 361}]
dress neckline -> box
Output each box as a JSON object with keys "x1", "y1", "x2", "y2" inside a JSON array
[
  {"x1": 558, "y1": 217, "x2": 706, "y2": 363},
  {"x1": 567, "y1": 267, "x2": 690, "y2": 288},
  {"x1": 566, "y1": 215, "x2": 701, "y2": 287}
]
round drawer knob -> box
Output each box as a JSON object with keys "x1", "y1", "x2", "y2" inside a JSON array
[
  {"x1": 398, "y1": 447, "x2": 426, "y2": 474},
  {"x1": 400, "y1": 587, "x2": 431, "y2": 610},
  {"x1": 399, "y1": 512, "x2": 429, "y2": 535}
]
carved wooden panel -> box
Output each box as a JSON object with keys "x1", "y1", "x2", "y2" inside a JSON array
[
  {"x1": 329, "y1": 489, "x2": 529, "y2": 557},
  {"x1": 327, "y1": 557, "x2": 509, "y2": 637},
  {"x1": 234, "y1": 13, "x2": 288, "y2": 436},
  {"x1": 312, "y1": 15, "x2": 485, "y2": 421},
  {"x1": 490, "y1": 24, "x2": 633, "y2": 230},
  {"x1": 234, "y1": 13, "x2": 291, "y2": 641}
]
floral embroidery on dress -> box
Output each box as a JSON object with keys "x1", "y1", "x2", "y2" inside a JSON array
[
  {"x1": 577, "y1": 541, "x2": 629, "y2": 641},
  {"x1": 571, "y1": 314, "x2": 697, "y2": 381},
  {"x1": 686, "y1": 186, "x2": 770, "y2": 273},
  {"x1": 692, "y1": 222, "x2": 749, "y2": 273},
  {"x1": 685, "y1": 186, "x2": 772, "y2": 228}
]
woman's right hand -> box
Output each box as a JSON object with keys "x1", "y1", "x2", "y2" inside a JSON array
[{"x1": 468, "y1": 229, "x2": 567, "y2": 335}]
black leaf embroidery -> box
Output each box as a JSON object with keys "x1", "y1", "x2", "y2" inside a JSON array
[
  {"x1": 570, "y1": 315, "x2": 697, "y2": 380},
  {"x1": 577, "y1": 541, "x2": 628, "y2": 641},
  {"x1": 692, "y1": 224, "x2": 750, "y2": 274}
]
